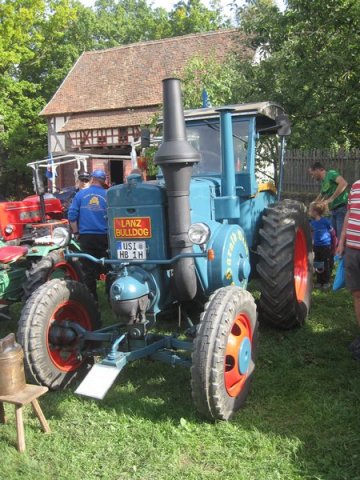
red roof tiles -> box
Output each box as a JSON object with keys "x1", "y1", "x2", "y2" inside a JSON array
[{"x1": 41, "y1": 29, "x2": 250, "y2": 118}]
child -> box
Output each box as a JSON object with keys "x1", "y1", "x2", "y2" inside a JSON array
[{"x1": 309, "y1": 201, "x2": 337, "y2": 289}]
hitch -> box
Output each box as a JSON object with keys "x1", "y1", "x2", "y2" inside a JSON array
[{"x1": 75, "y1": 333, "x2": 193, "y2": 400}]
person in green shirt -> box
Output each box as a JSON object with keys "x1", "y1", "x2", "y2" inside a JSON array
[{"x1": 308, "y1": 162, "x2": 348, "y2": 237}]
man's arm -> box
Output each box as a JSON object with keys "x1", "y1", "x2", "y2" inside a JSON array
[
  {"x1": 68, "y1": 193, "x2": 80, "y2": 235},
  {"x1": 324, "y1": 175, "x2": 347, "y2": 205},
  {"x1": 313, "y1": 192, "x2": 323, "y2": 202},
  {"x1": 70, "y1": 221, "x2": 79, "y2": 235},
  {"x1": 336, "y1": 210, "x2": 350, "y2": 257}
]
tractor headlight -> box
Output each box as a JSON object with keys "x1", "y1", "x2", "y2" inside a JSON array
[
  {"x1": 4, "y1": 225, "x2": 14, "y2": 235},
  {"x1": 53, "y1": 227, "x2": 70, "y2": 247},
  {"x1": 188, "y1": 223, "x2": 211, "y2": 245}
]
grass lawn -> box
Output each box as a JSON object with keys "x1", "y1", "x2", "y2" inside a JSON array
[{"x1": 0, "y1": 283, "x2": 359, "y2": 480}]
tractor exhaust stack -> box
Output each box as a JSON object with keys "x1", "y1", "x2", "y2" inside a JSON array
[{"x1": 155, "y1": 78, "x2": 200, "y2": 302}]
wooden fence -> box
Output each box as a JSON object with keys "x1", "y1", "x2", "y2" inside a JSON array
[{"x1": 282, "y1": 149, "x2": 360, "y2": 193}]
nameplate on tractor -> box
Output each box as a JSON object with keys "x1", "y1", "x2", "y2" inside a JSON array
[{"x1": 113, "y1": 217, "x2": 152, "y2": 238}]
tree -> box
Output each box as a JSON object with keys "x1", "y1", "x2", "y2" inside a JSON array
[
  {"x1": 0, "y1": 0, "x2": 48, "y2": 196},
  {"x1": 182, "y1": 54, "x2": 238, "y2": 108},
  {"x1": 234, "y1": 0, "x2": 360, "y2": 150},
  {"x1": 168, "y1": 0, "x2": 230, "y2": 36},
  {"x1": 92, "y1": 0, "x2": 228, "y2": 49},
  {"x1": 92, "y1": 0, "x2": 170, "y2": 47}
]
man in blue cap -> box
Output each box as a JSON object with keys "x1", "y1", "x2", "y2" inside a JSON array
[{"x1": 68, "y1": 169, "x2": 108, "y2": 299}]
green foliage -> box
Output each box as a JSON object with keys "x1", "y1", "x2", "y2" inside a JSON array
[
  {"x1": 140, "y1": 145, "x2": 159, "y2": 178},
  {"x1": 168, "y1": 0, "x2": 230, "y2": 36},
  {"x1": 0, "y1": 284, "x2": 359, "y2": 479},
  {"x1": 182, "y1": 54, "x2": 238, "y2": 108},
  {"x1": 92, "y1": 0, "x2": 170, "y2": 47},
  {"x1": 234, "y1": 0, "x2": 360, "y2": 149}
]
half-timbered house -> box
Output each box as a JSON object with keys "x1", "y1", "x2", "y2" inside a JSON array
[{"x1": 40, "y1": 29, "x2": 251, "y2": 186}]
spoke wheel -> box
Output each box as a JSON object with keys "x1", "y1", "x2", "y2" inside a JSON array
[
  {"x1": 18, "y1": 279, "x2": 100, "y2": 389},
  {"x1": 191, "y1": 286, "x2": 258, "y2": 421}
]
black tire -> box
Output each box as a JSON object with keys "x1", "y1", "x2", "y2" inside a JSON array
[
  {"x1": 23, "y1": 248, "x2": 84, "y2": 299},
  {"x1": 17, "y1": 279, "x2": 100, "y2": 389},
  {"x1": 256, "y1": 199, "x2": 313, "y2": 329},
  {"x1": 191, "y1": 286, "x2": 258, "y2": 421}
]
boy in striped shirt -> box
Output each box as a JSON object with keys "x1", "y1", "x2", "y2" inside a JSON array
[{"x1": 337, "y1": 179, "x2": 360, "y2": 359}]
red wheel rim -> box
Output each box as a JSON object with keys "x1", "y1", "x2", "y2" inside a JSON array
[
  {"x1": 46, "y1": 300, "x2": 92, "y2": 371},
  {"x1": 294, "y1": 228, "x2": 308, "y2": 303},
  {"x1": 224, "y1": 313, "x2": 252, "y2": 397},
  {"x1": 49, "y1": 261, "x2": 80, "y2": 281}
]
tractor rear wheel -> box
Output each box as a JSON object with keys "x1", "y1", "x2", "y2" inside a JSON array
[
  {"x1": 23, "y1": 248, "x2": 84, "y2": 299},
  {"x1": 17, "y1": 279, "x2": 100, "y2": 389},
  {"x1": 256, "y1": 199, "x2": 313, "y2": 329},
  {"x1": 191, "y1": 286, "x2": 258, "y2": 421}
]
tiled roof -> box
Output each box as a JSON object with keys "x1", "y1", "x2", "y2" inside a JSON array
[
  {"x1": 59, "y1": 107, "x2": 159, "y2": 132},
  {"x1": 41, "y1": 29, "x2": 250, "y2": 117}
]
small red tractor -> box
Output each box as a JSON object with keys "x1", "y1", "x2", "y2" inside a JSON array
[{"x1": 0, "y1": 159, "x2": 84, "y2": 316}]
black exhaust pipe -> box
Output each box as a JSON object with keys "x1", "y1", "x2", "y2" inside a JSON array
[{"x1": 155, "y1": 78, "x2": 200, "y2": 302}]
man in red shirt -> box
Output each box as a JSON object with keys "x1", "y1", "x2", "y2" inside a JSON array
[{"x1": 337, "y1": 179, "x2": 360, "y2": 359}]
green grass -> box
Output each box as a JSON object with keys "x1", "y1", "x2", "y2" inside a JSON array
[{"x1": 0, "y1": 284, "x2": 359, "y2": 480}]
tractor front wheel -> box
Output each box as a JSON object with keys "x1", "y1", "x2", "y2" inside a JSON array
[
  {"x1": 191, "y1": 286, "x2": 258, "y2": 421},
  {"x1": 23, "y1": 248, "x2": 84, "y2": 299},
  {"x1": 17, "y1": 279, "x2": 100, "y2": 389},
  {"x1": 257, "y1": 199, "x2": 313, "y2": 329}
]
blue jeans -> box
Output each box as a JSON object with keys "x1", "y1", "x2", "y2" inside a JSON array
[{"x1": 331, "y1": 205, "x2": 347, "y2": 238}]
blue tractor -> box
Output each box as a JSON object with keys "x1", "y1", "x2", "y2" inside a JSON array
[{"x1": 17, "y1": 78, "x2": 313, "y2": 420}]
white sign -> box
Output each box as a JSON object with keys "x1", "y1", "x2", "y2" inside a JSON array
[{"x1": 117, "y1": 240, "x2": 147, "y2": 260}]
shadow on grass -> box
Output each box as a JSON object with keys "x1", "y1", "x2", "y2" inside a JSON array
[{"x1": 1, "y1": 288, "x2": 359, "y2": 479}]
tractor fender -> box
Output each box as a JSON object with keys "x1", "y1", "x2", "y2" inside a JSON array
[
  {"x1": 25, "y1": 244, "x2": 62, "y2": 258},
  {"x1": 207, "y1": 224, "x2": 250, "y2": 292}
]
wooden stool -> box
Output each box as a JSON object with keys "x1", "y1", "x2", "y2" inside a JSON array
[{"x1": 0, "y1": 384, "x2": 50, "y2": 453}]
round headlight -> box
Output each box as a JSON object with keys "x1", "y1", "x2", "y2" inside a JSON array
[
  {"x1": 4, "y1": 225, "x2": 14, "y2": 235},
  {"x1": 53, "y1": 227, "x2": 70, "y2": 247},
  {"x1": 188, "y1": 223, "x2": 211, "y2": 245}
]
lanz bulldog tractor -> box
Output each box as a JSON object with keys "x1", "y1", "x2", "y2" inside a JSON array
[{"x1": 17, "y1": 78, "x2": 313, "y2": 420}]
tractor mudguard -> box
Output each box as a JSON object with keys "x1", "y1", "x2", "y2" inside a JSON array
[
  {"x1": 206, "y1": 224, "x2": 250, "y2": 293},
  {"x1": 25, "y1": 244, "x2": 62, "y2": 258}
]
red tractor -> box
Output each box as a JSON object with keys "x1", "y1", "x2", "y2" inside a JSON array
[{"x1": 0, "y1": 160, "x2": 84, "y2": 317}]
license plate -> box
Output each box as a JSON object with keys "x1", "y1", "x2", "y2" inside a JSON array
[{"x1": 117, "y1": 241, "x2": 147, "y2": 260}]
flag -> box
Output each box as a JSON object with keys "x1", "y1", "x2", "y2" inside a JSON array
[
  {"x1": 131, "y1": 144, "x2": 138, "y2": 169},
  {"x1": 45, "y1": 152, "x2": 57, "y2": 179},
  {"x1": 202, "y1": 88, "x2": 211, "y2": 108}
]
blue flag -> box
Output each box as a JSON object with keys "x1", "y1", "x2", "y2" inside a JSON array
[
  {"x1": 202, "y1": 89, "x2": 211, "y2": 108},
  {"x1": 45, "y1": 153, "x2": 57, "y2": 179}
]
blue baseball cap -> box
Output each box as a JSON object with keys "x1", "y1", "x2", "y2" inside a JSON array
[{"x1": 91, "y1": 169, "x2": 106, "y2": 180}]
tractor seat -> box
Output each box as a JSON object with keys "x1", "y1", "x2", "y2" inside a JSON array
[{"x1": 0, "y1": 246, "x2": 28, "y2": 264}]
